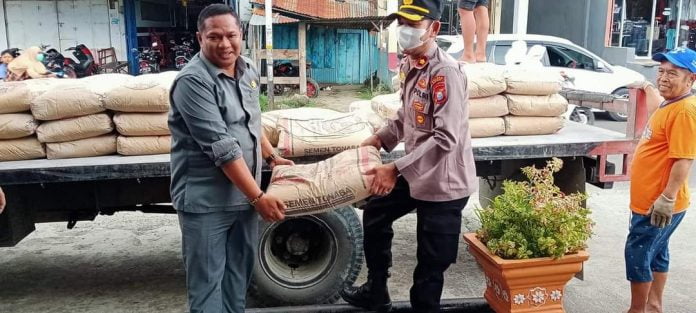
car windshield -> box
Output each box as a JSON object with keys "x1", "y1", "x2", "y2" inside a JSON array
[{"x1": 436, "y1": 38, "x2": 452, "y2": 51}]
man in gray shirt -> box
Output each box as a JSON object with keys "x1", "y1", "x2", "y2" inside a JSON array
[{"x1": 169, "y1": 4, "x2": 293, "y2": 313}]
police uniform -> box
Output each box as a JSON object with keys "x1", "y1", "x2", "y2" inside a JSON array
[
  {"x1": 169, "y1": 52, "x2": 262, "y2": 313},
  {"x1": 340, "y1": 1, "x2": 477, "y2": 312}
]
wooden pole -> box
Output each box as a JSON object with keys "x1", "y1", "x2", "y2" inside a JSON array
[
  {"x1": 298, "y1": 22, "x2": 307, "y2": 96},
  {"x1": 265, "y1": 0, "x2": 275, "y2": 109}
]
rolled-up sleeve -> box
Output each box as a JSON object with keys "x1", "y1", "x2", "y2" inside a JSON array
[{"x1": 172, "y1": 75, "x2": 242, "y2": 166}]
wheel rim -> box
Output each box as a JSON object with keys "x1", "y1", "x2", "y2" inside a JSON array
[
  {"x1": 259, "y1": 216, "x2": 338, "y2": 289},
  {"x1": 306, "y1": 82, "x2": 317, "y2": 97}
]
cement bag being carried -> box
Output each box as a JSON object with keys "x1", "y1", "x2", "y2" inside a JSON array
[
  {"x1": 0, "y1": 114, "x2": 39, "y2": 139},
  {"x1": 113, "y1": 113, "x2": 170, "y2": 136},
  {"x1": 36, "y1": 113, "x2": 113, "y2": 143},
  {"x1": 277, "y1": 114, "x2": 373, "y2": 157},
  {"x1": 504, "y1": 116, "x2": 564, "y2": 136},
  {"x1": 506, "y1": 94, "x2": 568, "y2": 117},
  {"x1": 0, "y1": 137, "x2": 46, "y2": 161},
  {"x1": 469, "y1": 117, "x2": 506, "y2": 138},
  {"x1": 504, "y1": 68, "x2": 563, "y2": 95},
  {"x1": 262, "y1": 108, "x2": 347, "y2": 147},
  {"x1": 102, "y1": 74, "x2": 171, "y2": 113},
  {"x1": 117, "y1": 135, "x2": 171, "y2": 156},
  {"x1": 46, "y1": 134, "x2": 117, "y2": 159},
  {"x1": 31, "y1": 82, "x2": 105, "y2": 120},
  {"x1": 469, "y1": 95, "x2": 509, "y2": 118},
  {"x1": 462, "y1": 63, "x2": 507, "y2": 98},
  {"x1": 266, "y1": 146, "x2": 381, "y2": 216},
  {"x1": 350, "y1": 100, "x2": 387, "y2": 132},
  {"x1": 371, "y1": 93, "x2": 402, "y2": 120}
]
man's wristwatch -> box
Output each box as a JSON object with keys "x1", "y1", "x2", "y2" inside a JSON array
[
  {"x1": 264, "y1": 153, "x2": 277, "y2": 164},
  {"x1": 249, "y1": 191, "x2": 264, "y2": 206}
]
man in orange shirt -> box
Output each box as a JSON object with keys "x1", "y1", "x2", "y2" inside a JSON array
[{"x1": 625, "y1": 47, "x2": 696, "y2": 313}]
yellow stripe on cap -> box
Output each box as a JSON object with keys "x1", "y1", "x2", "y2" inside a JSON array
[
  {"x1": 400, "y1": 4, "x2": 430, "y2": 14},
  {"x1": 395, "y1": 11, "x2": 424, "y2": 21}
]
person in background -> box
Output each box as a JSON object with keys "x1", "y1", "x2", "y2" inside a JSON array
[
  {"x1": 0, "y1": 49, "x2": 18, "y2": 80},
  {"x1": 6, "y1": 46, "x2": 52, "y2": 81},
  {"x1": 458, "y1": 0, "x2": 490, "y2": 63},
  {"x1": 624, "y1": 47, "x2": 696, "y2": 313}
]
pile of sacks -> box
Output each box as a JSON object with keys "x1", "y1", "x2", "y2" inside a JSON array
[
  {"x1": 103, "y1": 72, "x2": 176, "y2": 156},
  {"x1": 262, "y1": 107, "x2": 375, "y2": 158},
  {"x1": 465, "y1": 63, "x2": 566, "y2": 137},
  {"x1": 380, "y1": 63, "x2": 567, "y2": 138},
  {"x1": 0, "y1": 72, "x2": 177, "y2": 161}
]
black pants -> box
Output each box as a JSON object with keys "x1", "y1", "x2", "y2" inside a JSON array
[{"x1": 362, "y1": 177, "x2": 469, "y2": 313}]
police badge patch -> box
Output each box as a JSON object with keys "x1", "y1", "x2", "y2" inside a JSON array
[{"x1": 431, "y1": 76, "x2": 447, "y2": 105}]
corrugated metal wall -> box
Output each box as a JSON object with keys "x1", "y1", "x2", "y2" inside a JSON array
[{"x1": 273, "y1": 24, "x2": 379, "y2": 84}]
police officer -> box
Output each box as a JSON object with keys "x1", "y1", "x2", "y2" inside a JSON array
[
  {"x1": 340, "y1": 1, "x2": 477, "y2": 312},
  {"x1": 169, "y1": 4, "x2": 293, "y2": 313}
]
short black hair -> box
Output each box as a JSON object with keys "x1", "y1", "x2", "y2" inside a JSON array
[
  {"x1": 1, "y1": 49, "x2": 17, "y2": 58},
  {"x1": 197, "y1": 4, "x2": 241, "y2": 32}
]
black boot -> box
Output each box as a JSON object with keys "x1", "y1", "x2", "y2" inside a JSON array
[{"x1": 340, "y1": 275, "x2": 392, "y2": 312}]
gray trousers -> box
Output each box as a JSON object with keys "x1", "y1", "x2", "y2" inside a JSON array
[{"x1": 178, "y1": 209, "x2": 259, "y2": 313}]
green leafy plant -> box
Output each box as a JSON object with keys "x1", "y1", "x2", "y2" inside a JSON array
[
  {"x1": 475, "y1": 158, "x2": 594, "y2": 260},
  {"x1": 357, "y1": 84, "x2": 390, "y2": 100}
]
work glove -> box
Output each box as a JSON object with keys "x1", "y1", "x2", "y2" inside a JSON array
[{"x1": 649, "y1": 194, "x2": 675, "y2": 228}]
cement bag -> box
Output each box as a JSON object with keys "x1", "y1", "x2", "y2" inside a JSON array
[
  {"x1": 31, "y1": 83, "x2": 105, "y2": 120},
  {"x1": 469, "y1": 117, "x2": 505, "y2": 138},
  {"x1": 371, "y1": 93, "x2": 401, "y2": 120},
  {"x1": 0, "y1": 82, "x2": 31, "y2": 113},
  {"x1": 506, "y1": 94, "x2": 568, "y2": 117},
  {"x1": 262, "y1": 108, "x2": 346, "y2": 147},
  {"x1": 117, "y1": 135, "x2": 171, "y2": 156},
  {"x1": 462, "y1": 63, "x2": 507, "y2": 98},
  {"x1": 504, "y1": 68, "x2": 563, "y2": 95},
  {"x1": 504, "y1": 116, "x2": 564, "y2": 136},
  {"x1": 350, "y1": 100, "x2": 387, "y2": 132},
  {"x1": 36, "y1": 113, "x2": 113, "y2": 143},
  {"x1": 0, "y1": 137, "x2": 46, "y2": 161},
  {"x1": 113, "y1": 113, "x2": 170, "y2": 136},
  {"x1": 46, "y1": 134, "x2": 117, "y2": 159},
  {"x1": 277, "y1": 114, "x2": 373, "y2": 157},
  {"x1": 266, "y1": 146, "x2": 381, "y2": 216},
  {"x1": 102, "y1": 74, "x2": 170, "y2": 112},
  {"x1": 0, "y1": 113, "x2": 39, "y2": 139},
  {"x1": 82, "y1": 73, "x2": 133, "y2": 95},
  {"x1": 469, "y1": 95, "x2": 509, "y2": 118}
]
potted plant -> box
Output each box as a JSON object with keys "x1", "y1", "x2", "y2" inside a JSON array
[{"x1": 463, "y1": 158, "x2": 593, "y2": 313}]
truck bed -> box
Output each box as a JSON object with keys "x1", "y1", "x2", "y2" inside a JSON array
[{"x1": 0, "y1": 122, "x2": 629, "y2": 185}]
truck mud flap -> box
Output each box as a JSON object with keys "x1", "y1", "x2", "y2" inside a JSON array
[{"x1": 246, "y1": 297, "x2": 492, "y2": 313}]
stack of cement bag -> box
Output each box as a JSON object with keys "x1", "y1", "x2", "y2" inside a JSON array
[
  {"x1": 102, "y1": 73, "x2": 176, "y2": 156},
  {"x1": 31, "y1": 78, "x2": 119, "y2": 160},
  {"x1": 463, "y1": 63, "x2": 566, "y2": 137},
  {"x1": 262, "y1": 107, "x2": 374, "y2": 158},
  {"x1": 0, "y1": 79, "x2": 77, "y2": 161},
  {"x1": 266, "y1": 146, "x2": 382, "y2": 216}
]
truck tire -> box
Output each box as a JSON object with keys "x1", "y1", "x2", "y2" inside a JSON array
[{"x1": 248, "y1": 206, "x2": 363, "y2": 307}]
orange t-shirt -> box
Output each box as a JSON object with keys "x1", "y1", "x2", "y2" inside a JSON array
[{"x1": 630, "y1": 94, "x2": 696, "y2": 215}]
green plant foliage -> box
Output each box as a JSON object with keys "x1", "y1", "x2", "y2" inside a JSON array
[{"x1": 475, "y1": 158, "x2": 594, "y2": 260}]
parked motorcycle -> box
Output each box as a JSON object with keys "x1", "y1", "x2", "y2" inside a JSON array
[
  {"x1": 39, "y1": 44, "x2": 74, "y2": 78},
  {"x1": 64, "y1": 44, "x2": 96, "y2": 78},
  {"x1": 170, "y1": 38, "x2": 193, "y2": 70},
  {"x1": 272, "y1": 61, "x2": 320, "y2": 98},
  {"x1": 134, "y1": 42, "x2": 160, "y2": 74}
]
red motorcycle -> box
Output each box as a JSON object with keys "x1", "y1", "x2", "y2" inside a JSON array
[{"x1": 63, "y1": 44, "x2": 97, "y2": 78}]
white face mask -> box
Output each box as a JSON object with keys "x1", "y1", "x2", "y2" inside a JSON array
[{"x1": 397, "y1": 24, "x2": 430, "y2": 51}]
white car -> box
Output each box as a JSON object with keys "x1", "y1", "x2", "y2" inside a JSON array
[{"x1": 436, "y1": 34, "x2": 646, "y2": 121}]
